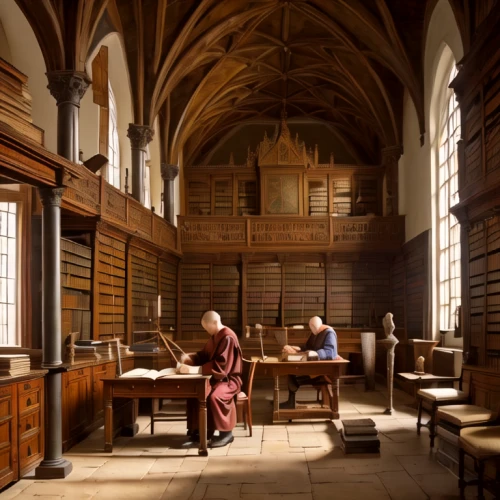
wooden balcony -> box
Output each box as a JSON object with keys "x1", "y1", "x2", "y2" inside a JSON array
[{"x1": 178, "y1": 215, "x2": 405, "y2": 253}]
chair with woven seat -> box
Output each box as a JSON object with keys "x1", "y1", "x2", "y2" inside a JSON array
[
  {"x1": 236, "y1": 359, "x2": 257, "y2": 437},
  {"x1": 458, "y1": 425, "x2": 500, "y2": 499}
]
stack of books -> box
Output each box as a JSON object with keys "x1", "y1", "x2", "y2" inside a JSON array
[
  {"x1": 0, "y1": 354, "x2": 31, "y2": 377},
  {"x1": 71, "y1": 346, "x2": 102, "y2": 364},
  {"x1": 130, "y1": 343, "x2": 159, "y2": 353},
  {"x1": 340, "y1": 418, "x2": 380, "y2": 454}
]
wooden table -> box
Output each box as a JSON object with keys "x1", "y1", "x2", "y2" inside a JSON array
[
  {"x1": 258, "y1": 360, "x2": 349, "y2": 422},
  {"x1": 103, "y1": 375, "x2": 211, "y2": 455}
]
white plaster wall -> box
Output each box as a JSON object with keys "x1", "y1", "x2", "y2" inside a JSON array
[
  {"x1": 400, "y1": 0, "x2": 464, "y2": 340},
  {"x1": 150, "y1": 118, "x2": 162, "y2": 213},
  {"x1": 86, "y1": 33, "x2": 133, "y2": 192},
  {"x1": 0, "y1": 19, "x2": 12, "y2": 62},
  {"x1": 79, "y1": 89, "x2": 100, "y2": 163},
  {"x1": 0, "y1": 0, "x2": 57, "y2": 154}
]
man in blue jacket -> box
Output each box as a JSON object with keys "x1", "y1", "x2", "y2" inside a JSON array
[{"x1": 280, "y1": 316, "x2": 338, "y2": 409}]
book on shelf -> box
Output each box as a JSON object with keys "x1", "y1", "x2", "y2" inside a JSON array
[{"x1": 121, "y1": 364, "x2": 202, "y2": 379}]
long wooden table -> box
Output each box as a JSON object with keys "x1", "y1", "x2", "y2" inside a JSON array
[
  {"x1": 103, "y1": 375, "x2": 211, "y2": 455},
  {"x1": 257, "y1": 360, "x2": 349, "y2": 422}
]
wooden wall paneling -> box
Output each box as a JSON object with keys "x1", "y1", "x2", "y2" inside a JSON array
[
  {"x1": 0, "y1": 384, "x2": 18, "y2": 488},
  {"x1": 60, "y1": 238, "x2": 92, "y2": 348},
  {"x1": 212, "y1": 264, "x2": 240, "y2": 333},
  {"x1": 402, "y1": 230, "x2": 430, "y2": 340},
  {"x1": 180, "y1": 263, "x2": 211, "y2": 339},
  {"x1": 95, "y1": 232, "x2": 126, "y2": 342}
]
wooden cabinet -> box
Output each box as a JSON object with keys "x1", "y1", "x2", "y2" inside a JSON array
[
  {"x1": 92, "y1": 362, "x2": 116, "y2": 421},
  {"x1": 62, "y1": 367, "x2": 92, "y2": 451},
  {"x1": 0, "y1": 374, "x2": 45, "y2": 490}
]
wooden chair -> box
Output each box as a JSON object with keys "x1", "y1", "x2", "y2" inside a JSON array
[
  {"x1": 236, "y1": 359, "x2": 257, "y2": 437},
  {"x1": 458, "y1": 426, "x2": 500, "y2": 499}
]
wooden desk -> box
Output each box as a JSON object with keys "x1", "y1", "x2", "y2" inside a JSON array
[
  {"x1": 103, "y1": 375, "x2": 211, "y2": 456},
  {"x1": 258, "y1": 360, "x2": 349, "y2": 422}
]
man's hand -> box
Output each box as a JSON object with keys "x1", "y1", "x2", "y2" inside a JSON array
[
  {"x1": 282, "y1": 345, "x2": 300, "y2": 354},
  {"x1": 176, "y1": 363, "x2": 191, "y2": 374},
  {"x1": 180, "y1": 353, "x2": 194, "y2": 365}
]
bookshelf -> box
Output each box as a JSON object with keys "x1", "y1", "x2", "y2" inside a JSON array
[
  {"x1": 159, "y1": 260, "x2": 177, "y2": 331},
  {"x1": 187, "y1": 177, "x2": 211, "y2": 215},
  {"x1": 213, "y1": 265, "x2": 240, "y2": 332},
  {"x1": 308, "y1": 178, "x2": 328, "y2": 216},
  {"x1": 469, "y1": 221, "x2": 486, "y2": 355},
  {"x1": 284, "y1": 263, "x2": 325, "y2": 325},
  {"x1": 238, "y1": 179, "x2": 257, "y2": 215},
  {"x1": 486, "y1": 217, "x2": 500, "y2": 360},
  {"x1": 390, "y1": 255, "x2": 405, "y2": 327},
  {"x1": 213, "y1": 178, "x2": 233, "y2": 216},
  {"x1": 331, "y1": 177, "x2": 352, "y2": 216},
  {"x1": 327, "y1": 262, "x2": 353, "y2": 327},
  {"x1": 130, "y1": 248, "x2": 158, "y2": 333},
  {"x1": 246, "y1": 263, "x2": 282, "y2": 326},
  {"x1": 95, "y1": 234, "x2": 126, "y2": 340},
  {"x1": 352, "y1": 261, "x2": 390, "y2": 327},
  {"x1": 354, "y1": 176, "x2": 379, "y2": 215},
  {"x1": 180, "y1": 263, "x2": 211, "y2": 338},
  {"x1": 61, "y1": 238, "x2": 92, "y2": 340}
]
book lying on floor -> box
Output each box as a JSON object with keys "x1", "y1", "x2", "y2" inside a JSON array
[{"x1": 121, "y1": 364, "x2": 202, "y2": 379}]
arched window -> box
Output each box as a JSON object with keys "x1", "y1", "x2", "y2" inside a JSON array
[
  {"x1": 438, "y1": 66, "x2": 461, "y2": 330},
  {"x1": 108, "y1": 83, "x2": 120, "y2": 188}
]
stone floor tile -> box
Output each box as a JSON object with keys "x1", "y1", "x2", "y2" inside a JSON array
[
  {"x1": 377, "y1": 470, "x2": 428, "y2": 500},
  {"x1": 149, "y1": 458, "x2": 184, "y2": 474},
  {"x1": 412, "y1": 472, "x2": 491, "y2": 498},
  {"x1": 159, "y1": 471, "x2": 201, "y2": 500},
  {"x1": 227, "y1": 447, "x2": 262, "y2": 455},
  {"x1": 241, "y1": 494, "x2": 313, "y2": 500},
  {"x1": 203, "y1": 484, "x2": 242, "y2": 499},
  {"x1": 310, "y1": 469, "x2": 381, "y2": 484},
  {"x1": 397, "y1": 454, "x2": 448, "y2": 476},
  {"x1": 180, "y1": 457, "x2": 209, "y2": 472},
  {"x1": 312, "y1": 481, "x2": 390, "y2": 500},
  {"x1": 263, "y1": 429, "x2": 288, "y2": 441},
  {"x1": 241, "y1": 482, "x2": 312, "y2": 494}
]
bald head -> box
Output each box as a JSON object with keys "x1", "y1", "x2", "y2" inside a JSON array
[
  {"x1": 309, "y1": 316, "x2": 323, "y2": 335},
  {"x1": 201, "y1": 310, "x2": 222, "y2": 336}
]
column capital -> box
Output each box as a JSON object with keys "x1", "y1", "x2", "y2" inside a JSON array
[
  {"x1": 127, "y1": 124, "x2": 154, "y2": 150},
  {"x1": 39, "y1": 187, "x2": 65, "y2": 207},
  {"x1": 46, "y1": 71, "x2": 91, "y2": 107},
  {"x1": 381, "y1": 145, "x2": 403, "y2": 164},
  {"x1": 161, "y1": 163, "x2": 179, "y2": 181}
]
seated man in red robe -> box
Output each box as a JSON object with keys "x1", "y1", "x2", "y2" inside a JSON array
[
  {"x1": 178, "y1": 310, "x2": 243, "y2": 448},
  {"x1": 279, "y1": 316, "x2": 338, "y2": 409}
]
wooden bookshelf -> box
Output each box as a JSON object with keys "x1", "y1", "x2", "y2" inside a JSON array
[
  {"x1": 213, "y1": 178, "x2": 233, "y2": 216},
  {"x1": 354, "y1": 176, "x2": 379, "y2": 215},
  {"x1": 327, "y1": 262, "x2": 353, "y2": 326},
  {"x1": 61, "y1": 238, "x2": 92, "y2": 340},
  {"x1": 246, "y1": 263, "x2": 282, "y2": 326},
  {"x1": 486, "y1": 217, "x2": 500, "y2": 365},
  {"x1": 390, "y1": 254, "x2": 405, "y2": 327},
  {"x1": 130, "y1": 247, "x2": 158, "y2": 333},
  {"x1": 180, "y1": 263, "x2": 211, "y2": 338},
  {"x1": 212, "y1": 265, "x2": 240, "y2": 331},
  {"x1": 187, "y1": 177, "x2": 211, "y2": 215},
  {"x1": 308, "y1": 178, "x2": 328, "y2": 216},
  {"x1": 284, "y1": 263, "x2": 325, "y2": 325},
  {"x1": 159, "y1": 260, "x2": 177, "y2": 331},
  {"x1": 331, "y1": 177, "x2": 352, "y2": 216},
  {"x1": 238, "y1": 179, "x2": 257, "y2": 216}
]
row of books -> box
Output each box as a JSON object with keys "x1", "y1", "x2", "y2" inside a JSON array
[{"x1": 0, "y1": 354, "x2": 30, "y2": 377}]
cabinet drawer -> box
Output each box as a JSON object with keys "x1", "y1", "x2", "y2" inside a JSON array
[
  {"x1": 0, "y1": 395, "x2": 14, "y2": 419},
  {"x1": 19, "y1": 410, "x2": 40, "y2": 437},
  {"x1": 0, "y1": 385, "x2": 12, "y2": 399},
  {"x1": 17, "y1": 379, "x2": 42, "y2": 397},
  {"x1": 66, "y1": 367, "x2": 91, "y2": 382},
  {"x1": 18, "y1": 388, "x2": 41, "y2": 414},
  {"x1": 19, "y1": 430, "x2": 42, "y2": 473},
  {"x1": 0, "y1": 419, "x2": 13, "y2": 448}
]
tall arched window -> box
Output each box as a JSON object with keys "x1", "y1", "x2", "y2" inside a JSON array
[
  {"x1": 438, "y1": 66, "x2": 461, "y2": 330},
  {"x1": 108, "y1": 83, "x2": 120, "y2": 188}
]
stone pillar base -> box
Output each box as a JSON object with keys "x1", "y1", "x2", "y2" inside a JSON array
[{"x1": 35, "y1": 458, "x2": 73, "y2": 479}]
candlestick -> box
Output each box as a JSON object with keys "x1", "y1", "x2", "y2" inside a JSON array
[{"x1": 157, "y1": 295, "x2": 161, "y2": 318}]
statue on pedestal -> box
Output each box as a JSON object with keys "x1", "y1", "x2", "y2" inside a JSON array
[
  {"x1": 415, "y1": 356, "x2": 425, "y2": 375},
  {"x1": 377, "y1": 312, "x2": 399, "y2": 414}
]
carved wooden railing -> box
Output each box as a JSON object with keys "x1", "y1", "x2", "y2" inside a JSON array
[{"x1": 178, "y1": 215, "x2": 405, "y2": 252}]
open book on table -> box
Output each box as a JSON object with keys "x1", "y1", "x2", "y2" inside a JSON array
[{"x1": 121, "y1": 363, "x2": 202, "y2": 379}]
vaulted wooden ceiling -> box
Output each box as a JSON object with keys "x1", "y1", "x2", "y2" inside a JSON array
[{"x1": 15, "y1": 0, "x2": 467, "y2": 165}]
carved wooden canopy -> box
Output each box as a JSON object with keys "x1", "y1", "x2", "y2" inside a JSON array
[{"x1": 13, "y1": 0, "x2": 470, "y2": 165}]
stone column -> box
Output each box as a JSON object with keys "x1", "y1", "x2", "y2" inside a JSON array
[
  {"x1": 35, "y1": 187, "x2": 72, "y2": 479},
  {"x1": 382, "y1": 146, "x2": 403, "y2": 216},
  {"x1": 46, "y1": 71, "x2": 91, "y2": 162},
  {"x1": 127, "y1": 124, "x2": 154, "y2": 205},
  {"x1": 161, "y1": 163, "x2": 179, "y2": 224}
]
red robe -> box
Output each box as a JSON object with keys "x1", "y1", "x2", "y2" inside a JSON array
[{"x1": 187, "y1": 327, "x2": 243, "y2": 433}]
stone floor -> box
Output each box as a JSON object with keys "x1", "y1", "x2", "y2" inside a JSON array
[{"x1": 0, "y1": 381, "x2": 493, "y2": 500}]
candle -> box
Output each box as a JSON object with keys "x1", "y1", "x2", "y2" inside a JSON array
[{"x1": 158, "y1": 295, "x2": 161, "y2": 318}]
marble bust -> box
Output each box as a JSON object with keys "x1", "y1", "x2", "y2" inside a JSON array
[{"x1": 382, "y1": 312, "x2": 397, "y2": 341}]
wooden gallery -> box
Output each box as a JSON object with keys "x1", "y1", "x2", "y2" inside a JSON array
[{"x1": 0, "y1": 0, "x2": 499, "y2": 498}]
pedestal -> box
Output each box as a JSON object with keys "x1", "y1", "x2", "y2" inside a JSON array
[
  {"x1": 360, "y1": 331, "x2": 376, "y2": 391},
  {"x1": 377, "y1": 336, "x2": 399, "y2": 414}
]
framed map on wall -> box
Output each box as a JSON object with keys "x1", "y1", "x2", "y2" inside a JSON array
[{"x1": 264, "y1": 174, "x2": 300, "y2": 214}]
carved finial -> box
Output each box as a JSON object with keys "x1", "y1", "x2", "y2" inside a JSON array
[{"x1": 229, "y1": 152, "x2": 234, "y2": 165}]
